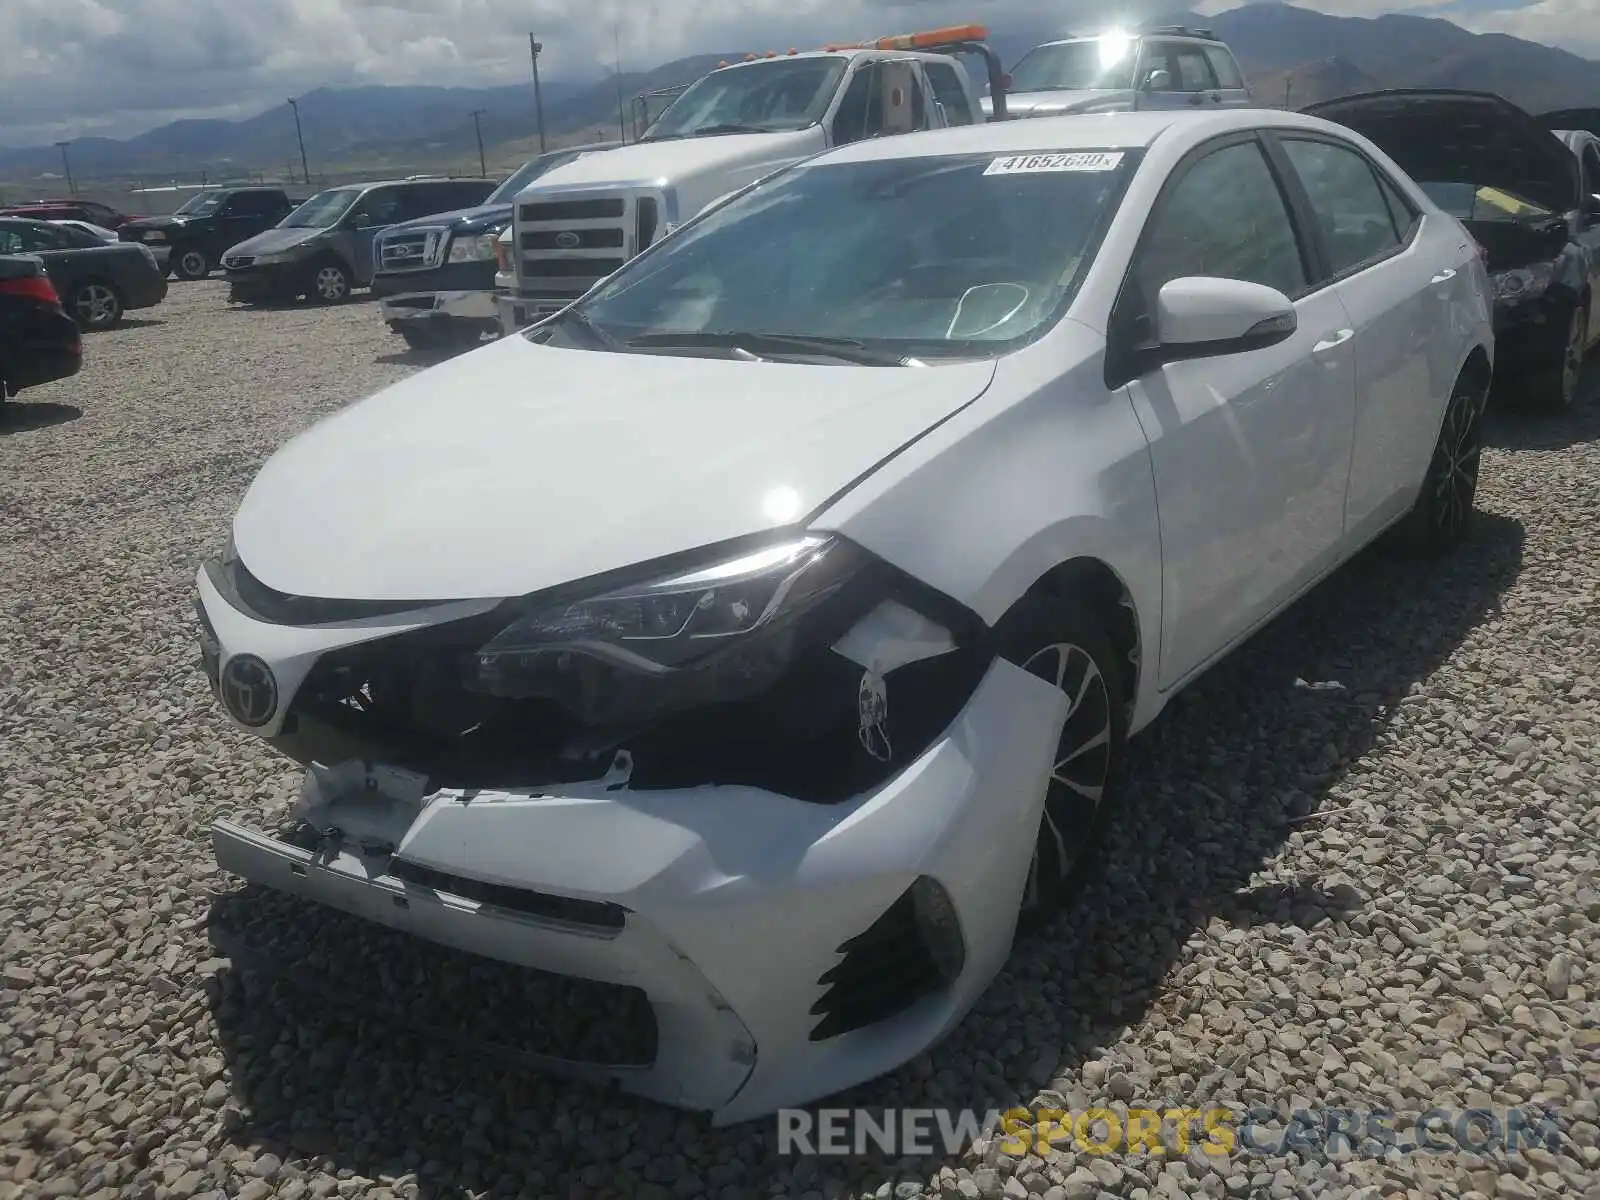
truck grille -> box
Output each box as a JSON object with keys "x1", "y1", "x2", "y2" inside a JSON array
[
  {"x1": 516, "y1": 190, "x2": 658, "y2": 301},
  {"x1": 377, "y1": 226, "x2": 445, "y2": 274}
]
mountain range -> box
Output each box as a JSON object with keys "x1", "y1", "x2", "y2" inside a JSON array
[{"x1": 3, "y1": 1, "x2": 1600, "y2": 185}]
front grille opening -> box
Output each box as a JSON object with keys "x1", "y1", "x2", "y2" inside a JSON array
[
  {"x1": 527, "y1": 258, "x2": 626, "y2": 279},
  {"x1": 636, "y1": 197, "x2": 659, "y2": 250},
  {"x1": 808, "y1": 879, "x2": 962, "y2": 1042},
  {"x1": 208, "y1": 886, "x2": 657, "y2": 1067},
  {"x1": 521, "y1": 228, "x2": 625, "y2": 250},
  {"x1": 521, "y1": 198, "x2": 626, "y2": 223},
  {"x1": 281, "y1": 603, "x2": 988, "y2": 803},
  {"x1": 386, "y1": 858, "x2": 627, "y2": 930}
]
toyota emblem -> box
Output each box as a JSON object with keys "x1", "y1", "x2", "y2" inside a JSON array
[
  {"x1": 554, "y1": 231, "x2": 581, "y2": 249},
  {"x1": 220, "y1": 654, "x2": 278, "y2": 727}
]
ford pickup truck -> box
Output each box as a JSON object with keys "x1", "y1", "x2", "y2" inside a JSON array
[{"x1": 495, "y1": 22, "x2": 1009, "y2": 334}]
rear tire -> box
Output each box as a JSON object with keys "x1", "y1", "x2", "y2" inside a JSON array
[
  {"x1": 1394, "y1": 369, "x2": 1486, "y2": 555},
  {"x1": 997, "y1": 595, "x2": 1128, "y2": 934},
  {"x1": 172, "y1": 247, "x2": 211, "y2": 280}
]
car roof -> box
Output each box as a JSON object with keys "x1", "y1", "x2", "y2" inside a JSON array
[{"x1": 817, "y1": 107, "x2": 1329, "y2": 166}]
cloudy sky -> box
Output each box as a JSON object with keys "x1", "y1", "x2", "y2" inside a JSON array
[{"x1": 0, "y1": 0, "x2": 1586, "y2": 147}]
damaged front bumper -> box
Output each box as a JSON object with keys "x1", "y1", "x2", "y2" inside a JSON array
[{"x1": 195, "y1": 561, "x2": 1067, "y2": 1125}]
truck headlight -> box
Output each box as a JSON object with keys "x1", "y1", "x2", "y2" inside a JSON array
[{"x1": 448, "y1": 229, "x2": 506, "y2": 264}]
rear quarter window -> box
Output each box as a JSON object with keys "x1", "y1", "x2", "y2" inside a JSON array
[{"x1": 1203, "y1": 46, "x2": 1244, "y2": 89}]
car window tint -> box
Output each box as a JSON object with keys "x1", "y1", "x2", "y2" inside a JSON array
[
  {"x1": 0, "y1": 228, "x2": 24, "y2": 254},
  {"x1": 1139, "y1": 42, "x2": 1175, "y2": 89},
  {"x1": 359, "y1": 189, "x2": 406, "y2": 225},
  {"x1": 1172, "y1": 47, "x2": 1216, "y2": 91},
  {"x1": 1204, "y1": 47, "x2": 1244, "y2": 89},
  {"x1": 1282, "y1": 137, "x2": 1401, "y2": 274},
  {"x1": 924, "y1": 62, "x2": 973, "y2": 126},
  {"x1": 831, "y1": 64, "x2": 877, "y2": 144},
  {"x1": 1134, "y1": 139, "x2": 1307, "y2": 309}
]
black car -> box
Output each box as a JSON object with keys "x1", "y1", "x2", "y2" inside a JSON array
[
  {"x1": 0, "y1": 218, "x2": 168, "y2": 331},
  {"x1": 1306, "y1": 89, "x2": 1600, "y2": 413},
  {"x1": 371, "y1": 145, "x2": 620, "y2": 350},
  {"x1": 221, "y1": 177, "x2": 499, "y2": 306},
  {"x1": 119, "y1": 187, "x2": 298, "y2": 280},
  {"x1": 0, "y1": 254, "x2": 82, "y2": 401}
]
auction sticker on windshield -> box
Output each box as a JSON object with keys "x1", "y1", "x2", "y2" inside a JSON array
[{"x1": 984, "y1": 152, "x2": 1125, "y2": 176}]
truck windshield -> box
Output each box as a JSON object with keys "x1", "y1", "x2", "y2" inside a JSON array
[
  {"x1": 1008, "y1": 36, "x2": 1139, "y2": 92},
  {"x1": 281, "y1": 187, "x2": 364, "y2": 228},
  {"x1": 174, "y1": 191, "x2": 225, "y2": 216},
  {"x1": 640, "y1": 56, "x2": 848, "y2": 141},
  {"x1": 565, "y1": 149, "x2": 1136, "y2": 361}
]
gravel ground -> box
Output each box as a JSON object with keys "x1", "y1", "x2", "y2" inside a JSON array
[{"x1": 1, "y1": 279, "x2": 1597, "y2": 1200}]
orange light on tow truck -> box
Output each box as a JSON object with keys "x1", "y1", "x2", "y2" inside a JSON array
[{"x1": 827, "y1": 24, "x2": 989, "y2": 52}]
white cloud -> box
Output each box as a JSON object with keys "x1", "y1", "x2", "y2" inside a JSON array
[
  {"x1": 1450, "y1": 0, "x2": 1600, "y2": 56},
  {"x1": 0, "y1": 0, "x2": 1566, "y2": 146}
]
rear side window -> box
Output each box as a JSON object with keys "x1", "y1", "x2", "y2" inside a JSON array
[
  {"x1": 1133, "y1": 138, "x2": 1308, "y2": 306},
  {"x1": 1203, "y1": 46, "x2": 1244, "y2": 89},
  {"x1": 924, "y1": 61, "x2": 973, "y2": 126},
  {"x1": 1376, "y1": 171, "x2": 1419, "y2": 239},
  {"x1": 226, "y1": 192, "x2": 276, "y2": 216},
  {"x1": 1280, "y1": 137, "x2": 1402, "y2": 274}
]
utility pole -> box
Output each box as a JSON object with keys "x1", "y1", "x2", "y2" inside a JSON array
[
  {"x1": 469, "y1": 109, "x2": 488, "y2": 176},
  {"x1": 55, "y1": 142, "x2": 76, "y2": 196},
  {"x1": 287, "y1": 97, "x2": 310, "y2": 186},
  {"x1": 612, "y1": 24, "x2": 627, "y2": 143},
  {"x1": 529, "y1": 34, "x2": 548, "y2": 153}
]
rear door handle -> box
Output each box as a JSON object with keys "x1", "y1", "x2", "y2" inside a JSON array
[
  {"x1": 1430, "y1": 268, "x2": 1456, "y2": 284},
  {"x1": 1313, "y1": 328, "x2": 1354, "y2": 353}
]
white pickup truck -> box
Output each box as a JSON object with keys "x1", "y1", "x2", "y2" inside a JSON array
[{"x1": 494, "y1": 23, "x2": 1010, "y2": 333}]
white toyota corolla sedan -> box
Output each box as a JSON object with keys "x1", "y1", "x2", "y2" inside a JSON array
[{"x1": 196, "y1": 107, "x2": 1494, "y2": 1124}]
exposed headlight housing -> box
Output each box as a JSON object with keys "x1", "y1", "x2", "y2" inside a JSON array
[
  {"x1": 470, "y1": 535, "x2": 883, "y2": 726},
  {"x1": 1492, "y1": 261, "x2": 1557, "y2": 304}
]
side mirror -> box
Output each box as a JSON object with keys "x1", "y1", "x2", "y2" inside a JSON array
[
  {"x1": 1155, "y1": 277, "x2": 1296, "y2": 361},
  {"x1": 352, "y1": 213, "x2": 373, "y2": 230},
  {"x1": 1142, "y1": 68, "x2": 1172, "y2": 93},
  {"x1": 999, "y1": 72, "x2": 1014, "y2": 92}
]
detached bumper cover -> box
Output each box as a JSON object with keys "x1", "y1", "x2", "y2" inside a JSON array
[{"x1": 198, "y1": 564, "x2": 1065, "y2": 1123}]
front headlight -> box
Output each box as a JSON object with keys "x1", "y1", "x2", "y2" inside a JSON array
[
  {"x1": 1493, "y1": 261, "x2": 1557, "y2": 303},
  {"x1": 469, "y1": 535, "x2": 890, "y2": 725},
  {"x1": 448, "y1": 228, "x2": 506, "y2": 264}
]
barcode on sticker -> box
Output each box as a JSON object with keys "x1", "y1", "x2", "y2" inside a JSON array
[{"x1": 984, "y1": 151, "x2": 1125, "y2": 176}]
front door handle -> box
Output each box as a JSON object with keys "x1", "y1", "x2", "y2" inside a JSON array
[
  {"x1": 1430, "y1": 268, "x2": 1456, "y2": 285},
  {"x1": 1313, "y1": 328, "x2": 1354, "y2": 354}
]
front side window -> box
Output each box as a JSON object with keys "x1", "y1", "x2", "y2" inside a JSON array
[
  {"x1": 1281, "y1": 137, "x2": 1402, "y2": 274},
  {"x1": 1171, "y1": 48, "x2": 1217, "y2": 92},
  {"x1": 1132, "y1": 139, "x2": 1307, "y2": 312},
  {"x1": 641, "y1": 57, "x2": 848, "y2": 141},
  {"x1": 281, "y1": 187, "x2": 364, "y2": 228},
  {"x1": 1007, "y1": 36, "x2": 1139, "y2": 92},
  {"x1": 562, "y1": 149, "x2": 1136, "y2": 361}
]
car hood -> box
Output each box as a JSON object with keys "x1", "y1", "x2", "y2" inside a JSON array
[
  {"x1": 233, "y1": 335, "x2": 998, "y2": 602},
  {"x1": 1304, "y1": 89, "x2": 1579, "y2": 216},
  {"x1": 983, "y1": 89, "x2": 1129, "y2": 118},
  {"x1": 387, "y1": 202, "x2": 513, "y2": 235},
  {"x1": 225, "y1": 226, "x2": 326, "y2": 256},
  {"x1": 525, "y1": 129, "x2": 819, "y2": 194}
]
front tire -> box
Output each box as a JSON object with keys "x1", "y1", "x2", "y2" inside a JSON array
[
  {"x1": 309, "y1": 261, "x2": 352, "y2": 304},
  {"x1": 172, "y1": 246, "x2": 211, "y2": 280},
  {"x1": 70, "y1": 280, "x2": 123, "y2": 331},
  {"x1": 1394, "y1": 369, "x2": 1485, "y2": 555},
  {"x1": 999, "y1": 596, "x2": 1128, "y2": 933}
]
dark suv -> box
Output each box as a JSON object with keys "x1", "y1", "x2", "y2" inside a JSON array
[
  {"x1": 119, "y1": 187, "x2": 298, "y2": 280},
  {"x1": 221, "y1": 178, "x2": 498, "y2": 305}
]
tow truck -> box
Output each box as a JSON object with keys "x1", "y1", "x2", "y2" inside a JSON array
[{"x1": 493, "y1": 23, "x2": 1010, "y2": 334}]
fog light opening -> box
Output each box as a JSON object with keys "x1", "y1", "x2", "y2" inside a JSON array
[{"x1": 910, "y1": 875, "x2": 966, "y2": 984}]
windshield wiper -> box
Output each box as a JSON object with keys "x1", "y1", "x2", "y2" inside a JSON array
[
  {"x1": 551, "y1": 307, "x2": 625, "y2": 350},
  {"x1": 625, "y1": 330, "x2": 918, "y2": 366},
  {"x1": 689, "y1": 123, "x2": 770, "y2": 136}
]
